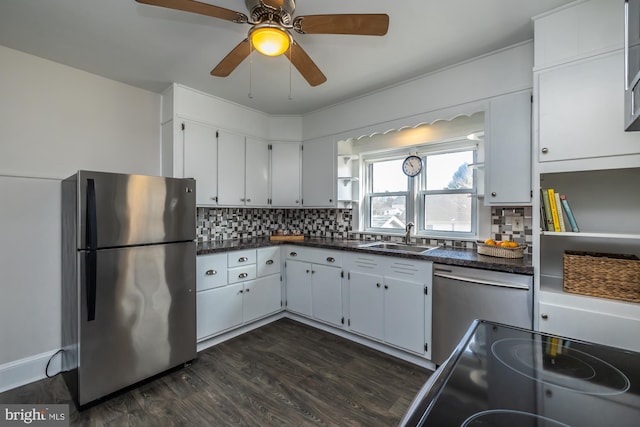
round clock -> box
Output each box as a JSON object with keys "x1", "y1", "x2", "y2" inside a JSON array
[{"x1": 402, "y1": 155, "x2": 423, "y2": 177}]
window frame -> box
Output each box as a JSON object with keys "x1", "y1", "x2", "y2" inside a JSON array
[{"x1": 363, "y1": 141, "x2": 478, "y2": 238}]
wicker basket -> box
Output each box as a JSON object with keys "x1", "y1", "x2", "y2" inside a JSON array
[
  {"x1": 563, "y1": 251, "x2": 640, "y2": 303},
  {"x1": 476, "y1": 242, "x2": 526, "y2": 259}
]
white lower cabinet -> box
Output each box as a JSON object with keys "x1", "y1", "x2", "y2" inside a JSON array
[
  {"x1": 196, "y1": 247, "x2": 282, "y2": 341},
  {"x1": 345, "y1": 253, "x2": 432, "y2": 357},
  {"x1": 243, "y1": 275, "x2": 282, "y2": 322},
  {"x1": 284, "y1": 247, "x2": 343, "y2": 327}
]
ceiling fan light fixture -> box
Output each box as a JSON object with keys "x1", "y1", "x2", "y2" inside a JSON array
[{"x1": 250, "y1": 25, "x2": 290, "y2": 57}]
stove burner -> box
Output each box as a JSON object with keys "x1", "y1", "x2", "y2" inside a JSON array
[
  {"x1": 491, "y1": 338, "x2": 630, "y2": 396},
  {"x1": 462, "y1": 409, "x2": 570, "y2": 427}
]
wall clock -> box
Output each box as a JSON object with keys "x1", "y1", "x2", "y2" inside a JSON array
[{"x1": 402, "y1": 155, "x2": 423, "y2": 177}]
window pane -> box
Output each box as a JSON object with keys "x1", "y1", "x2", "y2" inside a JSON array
[
  {"x1": 370, "y1": 195, "x2": 406, "y2": 229},
  {"x1": 424, "y1": 193, "x2": 472, "y2": 232},
  {"x1": 426, "y1": 151, "x2": 473, "y2": 190},
  {"x1": 372, "y1": 159, "x2": 407, "y2": 193}
]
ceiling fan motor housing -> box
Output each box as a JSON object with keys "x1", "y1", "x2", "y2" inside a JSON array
[{"x1": 245, "y1": 0, "x2": 295, "y2": 25}]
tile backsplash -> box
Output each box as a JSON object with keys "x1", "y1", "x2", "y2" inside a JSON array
[
  {"x1": 197, "y1": 206, "x2": 533, "y2": 252},
  {"x1": 197, "y1": 208, "x2": 353, "y2": 241}
]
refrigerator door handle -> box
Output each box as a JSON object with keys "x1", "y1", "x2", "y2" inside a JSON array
[
  {"x1": 86, "y1": 251, "x2": 97, "y2": 321},
  {"x1": 86, "y1": 178, "x2": 98, "y2": 250}
]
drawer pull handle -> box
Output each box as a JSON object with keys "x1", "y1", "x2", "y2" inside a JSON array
[
  {"x1": 326, "y1": 257, "x2": 335, "y2": 263},
  {"x1": 239, "y1": 273, "x2": 248, "y2": 279},
  {"x1": 290, "y1": 252, "x2": 297, "y2": 257},
  {"x1": 238, "y1": 257, "x2": 249, "y2": 262},
  {"x1": 266, "y1": 259, "x2": 274, "y2": 265},
  {"x1": 205, "y1": 269, "x2": 217, "y2": 276},
  {"x1": 541, "y1": 313, "x2": 549, "y2": 320}
]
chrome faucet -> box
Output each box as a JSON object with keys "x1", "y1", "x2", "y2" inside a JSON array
[{"x1": 404, "y1": 222, "x2": 414, "y2": 244}]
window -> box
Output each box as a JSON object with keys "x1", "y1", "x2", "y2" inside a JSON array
[{"x1": 364, "y1": 144, "x2": 477, "y2": 237}]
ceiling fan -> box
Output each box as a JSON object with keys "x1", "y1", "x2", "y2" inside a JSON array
[{"x1": 135, "y1": 0, "x2": 389, "y2": 86}]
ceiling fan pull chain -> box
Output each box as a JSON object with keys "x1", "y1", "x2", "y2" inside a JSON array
[
  {"x1": 288, "y1": 42, "x2": 293, "y2": 100},
  {"x1": 248, "y1": 39, "x2": 254, "y2": 99}
]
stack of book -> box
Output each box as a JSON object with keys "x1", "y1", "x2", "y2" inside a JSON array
[{"x1": 540, "y1": 188, "x2": 579, "y2": 232}]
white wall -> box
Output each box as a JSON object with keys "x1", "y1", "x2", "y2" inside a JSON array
[
  {"x1": 302, "y1": 41, "x2": 534, "y2": 141},
  {"x1": 0, "y1": 45, "x2": 161, "y2": 390}
]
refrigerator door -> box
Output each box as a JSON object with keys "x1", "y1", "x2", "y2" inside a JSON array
[
  {"x1": 76, "y1": 171, "x2": 195, "y2": 249},
  {"x1": 77, "y1": 241, "x2": 196, "y2": 405}
]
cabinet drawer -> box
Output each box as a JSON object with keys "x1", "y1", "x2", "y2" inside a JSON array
[
  {"x1": 196, "y1": 253, "x2": 228, "y2": 291},
  {"x1": 228, "y1": 249, "x2": 257, "y2": 268},
  {"x1": 257, "y1": 246, "x2": 280, "y2": 277},
  {"x1": 286, "y1": 247, "x2": 342, "y2": 266},
  {"x1": 228, "y1": 264, "x2": 257, "y2": 284}
]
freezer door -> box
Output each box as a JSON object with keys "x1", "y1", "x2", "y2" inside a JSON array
[
  {"x1": 77, "y1": 242, "x2": 196, "y2": 405},
  {"x1": 77, "y1": 171, "x2": 195, "y2": 249}
]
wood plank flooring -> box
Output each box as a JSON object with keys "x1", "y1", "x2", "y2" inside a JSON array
[{"x1": 0, "y1": 319, "x2": 432, "y2": 426}]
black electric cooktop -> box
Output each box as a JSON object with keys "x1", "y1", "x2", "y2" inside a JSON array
[{"x1": 401, "y1": 320, "x2": 640, "y2": 426}]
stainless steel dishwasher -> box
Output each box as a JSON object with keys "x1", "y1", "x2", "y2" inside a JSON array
[{"x1": 432, "y1": 264, "x2": 533, "y2": 365}]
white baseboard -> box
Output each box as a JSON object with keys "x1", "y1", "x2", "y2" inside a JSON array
[{"x1": 0, "y1": 350, "x2": 62, "y2": 393}]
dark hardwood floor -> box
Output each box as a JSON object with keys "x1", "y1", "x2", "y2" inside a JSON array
[{"x1": 0, "y1": 319, "x2": 432, "y2": 426}]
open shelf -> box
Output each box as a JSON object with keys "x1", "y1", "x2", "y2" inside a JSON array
[{"x1": 541, "y1": 231, "x2": 640, "y2": 240}]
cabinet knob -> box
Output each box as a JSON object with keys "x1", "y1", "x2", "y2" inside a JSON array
[
  {"x1": 266, "y1": 259, "x2": 274, "y2": 265},
  {"x1": 491, "y1": 192, "x2": 497, "y2": 197},
  {"x1": 376, "y1": 283, "x2": 381, "y2": 288},
  {"x1": 384, "y1": 285, "x2": 389, "y2": 290},
  {"x1": 238, "y1": 257, "x2": 249, "y2": 262},
  {"x1": 240, "y1": 198, "x2": 246, "y2": 202},
  {"x1": 306, "y1": 269, "x2": 310, "y2": 274},
  {"x1": 205, "y1": 269, "x2": 217, "y2": 276},
  {"x1": 329, "y1": 199, "x2": 333, "y2": 203},
  {"x1": 326, "y1": 257, "x2": 335, "y2": 263},
  {"x1": 311, "y1": 270, "x2": 315, "y2": 274},
  {"x1": 541, "y1": 147, "x2": 549, "y2": 154},
  {"x1": 541, "y1": 313, "x2": 548, "y2": 320},
  {"x1": 239, "y1": 272, "x2": 248, "y2": 279},
  {"x1": 239, "y1": 289, "x2": 244, "y2": 294},
  {"x1": 295, "y1": 200, "x2": 299, "y2": 204},
  {"x1": 246, "y1": 198, "x2": 251, "y2": 202},
  {"x1": 245, "y1": 288, "x2": 250, "y2": 293},
  {"x1": 290, "y1": 252, "x2": 297, "y2": 257}
]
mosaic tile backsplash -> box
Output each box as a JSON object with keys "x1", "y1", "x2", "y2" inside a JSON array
[
  {"x1": 197, "y1": 208, "x2": 353, "y2": 241},
  {"x1": 197, "y1": 206, "x2": 533, "y2": 253}
]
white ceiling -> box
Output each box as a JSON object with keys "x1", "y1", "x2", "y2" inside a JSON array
[{"x1": 0, "y1": 0, "x2": 574, "y2": 115}]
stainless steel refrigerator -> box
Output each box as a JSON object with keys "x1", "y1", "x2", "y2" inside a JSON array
[{"x1": 61, "y1": 171, "x2": 197, "y2": 407}]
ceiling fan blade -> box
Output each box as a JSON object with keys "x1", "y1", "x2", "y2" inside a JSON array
[
  {"x1": 135, "y1": 0, "x2": 248, "y2": 23},
  {"x1": 284, "y1": 42, "x2": 327, "y2": 87},
  {"x1": 294, "y1": 14, "x2": 389, "y2": 36},
  {"x1": 211, "y1": 39, "x2": 251, "y2": 77}
]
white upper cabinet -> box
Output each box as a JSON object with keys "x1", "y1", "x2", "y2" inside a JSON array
[
  {"x1": 270, "y1": 142, "x2": 301, "y2": 207},
  {"x1": 245, "y1": 137, "x2": 270, "y2": 207},
  {"x1": 302, "y1": 137, "x2": 336, "y2": 207},
  {"x1": 182, "y1": 120, "x2": 219, "y2": 206},
  {"x1": 484, "y1": 90, "x2": 532, "y2": 205},
  {"x1": 217, "y1": 130, "x2": 246, "y2": 206},
  {"x1": 536, "y1": 51, "x2": 640, "y2": 166},
  {"x1": 533, "y1": 0, "x2": 622, "y2": 70}
]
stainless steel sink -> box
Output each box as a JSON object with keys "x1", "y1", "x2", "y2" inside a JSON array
[{"x1": 358, "y1": 242, "x2": 439, "y2": 253}]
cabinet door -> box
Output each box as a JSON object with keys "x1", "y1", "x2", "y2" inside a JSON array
[
  {"x1": 271, "y1": 142, "x2": 301, "y2": 207},
  {"x1": 285, "y1": 259, "x2": 312, "y2": 316},
  {"x1": 348, "y1": 271, "x2": 384, "y2": 341},
  {"x1": 196, "y1": 283, "x2": 243, "y2": 340},
  {"x1": 302, "y1": 138, "x2": 336, "y2": 207},
  {"x1": 183, "y1": 121, "x2": 218, "y2": 206},
  {"x1": 538, "y1": 52, "x2": 640, "y2": 163},
  {"x1": 243, "y1": 275, "x2": 282, "y2": 322},
  {"x1": 383, "y1": 277, "x2": 425, "y2": 354},
  {"x1": 245, "y1": 137, "x2": 270, "y2": 207},
  {"x1": 485, "y1": 91, "x2": 531, "y2": 205},
  {"x1": 217, "y1": 131, "x2": 245, "y2": 206},
  {"x1": 311, "y1": 264, "x2": 343, "y2": 327}
]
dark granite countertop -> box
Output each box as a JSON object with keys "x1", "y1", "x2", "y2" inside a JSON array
[{"x1": 197, "y1": 237, "x2": 533, "y2": 275}]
